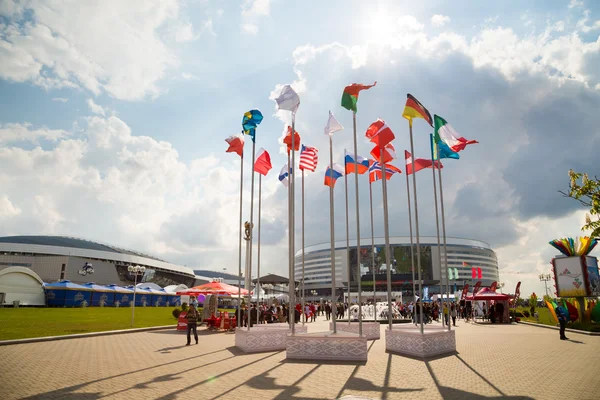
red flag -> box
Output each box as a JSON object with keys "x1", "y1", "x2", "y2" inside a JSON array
[
  {"x1": 365, "y1": 119, "x2": 395, "y2": 147},
  {"x1": 283, "y1": 126, "x2": 301, "y2": 153},
  {"x1": 254, "y1": 148, "x2": 272, "y2": 176},
  {"x1": 225, "y1": 134, "x2": 244, "y2": 157},
  {"x1": 490, "y1": 281, "x2": 497, "y2": 292},
  {"x1": 477, "y1": 267, "x2": 482, "y2": 279},
  {"x1": 370, "y1": 143, "x2": 396, "y2": 164},
  {"x1": 514, "y1": 282, "x2": 521, "y2": 302},
  {"x1": 471, "y1": 267, "x2": 476, "y2": 279},
  {"x1": 473, "y1": 281, "x2": 481, "y2": 295},
  {"x1": 405, "y1": 150, "x2": 442, "y2": 175}
]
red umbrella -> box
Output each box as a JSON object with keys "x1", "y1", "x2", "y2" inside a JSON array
[{"x1": 176, "y1": 281, "x2": 251, "y2": 296}]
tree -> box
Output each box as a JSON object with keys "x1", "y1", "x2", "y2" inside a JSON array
[{"x1": 559, "y1": 170, "x2": 600, "y2": 237}]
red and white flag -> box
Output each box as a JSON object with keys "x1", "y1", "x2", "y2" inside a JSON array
[
  {"x1": 299, "y1": 145, "x2": 318, "y2": 172},
  {"x1": 365, "y1": 119, "x2": 395, "y2": 147},
  {"x1": 225, "y1": 134, "x2": 244, "y2": 157},
  {"x1": 254, "y1": 148, "x2": 272, "y2": 176},
  {"x1": 405, "y1": 150, "x2": 442, "y2": 175}
]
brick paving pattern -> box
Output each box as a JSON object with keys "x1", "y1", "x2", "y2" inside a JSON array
[{"x1": 0, "y1": 318, "x2": 598, "y2": 400}]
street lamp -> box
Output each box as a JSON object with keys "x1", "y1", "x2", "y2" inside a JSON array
[
  {"x1": 128, "y1": 265, "x2": 146, "y2": 327},
  {"x1": 539, "y1": 273, "x2": 552, "y2": 298},
  {"x1": 310, "y1": 290, "x2": 317, "y2": 299}
]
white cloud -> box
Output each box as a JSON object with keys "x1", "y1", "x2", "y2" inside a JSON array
[
  {"x1": 52, "y1": 97, "x2": 68, "y2": 103},
  {"x1": 241, "y1": 0, "x2": 271, "y2": 34},
  {"x1": 431, "y1": 14, "x2": 451, "y2": 27},
  {"x1": 0, "y1": 122, "x2": 67, "y2": 144},
  {"x1": 0, "y1": 0, "x2": 197, "y2": 101},
  {"x1": 0, "y1": 195, "x2": 21, "y2": 218},
  {"x1": 87, "y1": 98, "x2": 106, "y2": 116},
  {"x1": 569, "y1": 0, "x2": 583, "y2": 8},
  {"x1": 576, "y1": 9, "x2": 600, "y2": 32}
]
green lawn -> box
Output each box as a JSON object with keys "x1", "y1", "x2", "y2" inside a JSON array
[
  {"x1": 518, "y1": 307, "x2": 556, "y2": 326},
  {"x1": 0, "y1": 307, "x2": 178, "y2": 341}
]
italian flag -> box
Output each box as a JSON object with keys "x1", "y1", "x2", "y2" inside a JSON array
[
  {"x1": 341, "y1": 82, "x2": 376, "y2": 112},
  {"x1": 434, "y1": 115, "x2": 478, "y2": 152}
]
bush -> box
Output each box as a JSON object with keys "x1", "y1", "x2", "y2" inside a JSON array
[
  {"x1": 523, "y1": 310, "x2": 530, "y2": 318},
  {"x1": 172, "y1": 308, "x2": 181, "y2": 319},
  {"x1": 181, "y1": 302, "x2": 188, "y2": 312}
]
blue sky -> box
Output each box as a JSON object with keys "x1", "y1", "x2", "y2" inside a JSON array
[{"x1": 1, "y1": 0, "x2": 599, "y2": 297}]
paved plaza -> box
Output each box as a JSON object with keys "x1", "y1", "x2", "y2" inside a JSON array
[{"x1": 0, "y1": 318, "x2": 598, "y2": 400}]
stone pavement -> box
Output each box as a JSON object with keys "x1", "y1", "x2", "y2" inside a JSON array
[{"x1": 0, "y1": 317, "x2": 598, "y2": 400}]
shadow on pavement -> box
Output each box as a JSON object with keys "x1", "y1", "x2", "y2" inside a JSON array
[
  {"x1": 426, "y1": 358, "x2": 535, "y2": 400},
  {"x1": 20, "y1": 348, "x2": 229, "y2": 400}
]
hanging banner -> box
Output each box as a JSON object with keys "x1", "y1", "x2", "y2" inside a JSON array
[
  {"x1": 460, "y1": 284, "x2": 469, "y2": 300},
  {"x1": 490, "y1": 281, "x2": 497, "y2": 292},
  {"x1": 473, "y1": 281, "x2": 482, "y2": 295}
]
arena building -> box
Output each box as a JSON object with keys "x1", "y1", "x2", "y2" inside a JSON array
[
  {"x1": 294, "y1": 236, "x2": 499, "y2": 301},
  {"x1": 0, "y1": 236, "x2": 198, "y2": 287}
]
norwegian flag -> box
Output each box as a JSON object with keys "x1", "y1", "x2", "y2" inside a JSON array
[
  {"x1": 299, "y1": 145, "x2": 318, "y2": 172},
  {"x1": 368, "y1": 160, "x2": 401, "y2": 183}
]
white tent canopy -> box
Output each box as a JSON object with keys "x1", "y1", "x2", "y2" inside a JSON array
[{"x1": 0, "y1": 267, "x2": 45, "y2": 306}]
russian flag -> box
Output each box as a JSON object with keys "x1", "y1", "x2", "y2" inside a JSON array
[
  {"x1": 344, "y1": 150, "x2": 369, "y2": 175},
  {"x1": 324, "y1": 164, "x2": 344, "y2": 188}
]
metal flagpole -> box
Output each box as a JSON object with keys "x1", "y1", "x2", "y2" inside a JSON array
[
  {"x1": 344, "y1": 152, "x2": 350, "y2": 324},
  {"x1": 405, "y1": 161, "x2": 416, "y2": 307},
  {"x1": 438, "y1": 164, "x2": 451, "y2": 331},
  {"x1": 329, "y1": 136, "x2": 337, "y2": 334},
  {"x1": 301, "y1": 169, "x2": 305, "y2": 326},
  {"x1": 369, "y1": 181, "x2": 376, "y2": 315},
  {"x1": 380, "y1": 157, "x2": 393, "y2": 330},
  {"x1": 287, "y1": 151, "x2": 293, "y2": 329},
  {"x1": 430, "y1": 145, "x2": 445, "y2": 327},
  {"x1": 352, "y1": 112, "x2": 363, "y2": 335},
  {"x1": 237, "y1": 152, "x2": 244, "y2": 328},
  {"x1": 247, "y1": 141, "x2": 256, "y2": 332},
  {"x1": 409, "y1": 123, "x2": 424, "y2": 334},
  {"x1": 256, "y1": 173, "x2": 262, "y2": 326},
  {"x1": 290, "y1": 116, "x2": 296, "y2": 335}
]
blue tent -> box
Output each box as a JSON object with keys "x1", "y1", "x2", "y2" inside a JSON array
[
  {"x1": 106, "y1": 285, "x2": 134, "y2": 306},
  {"x1": 45, "y1": 280, "x2": 92, "y2": 307},
  {"x1": 82, "y1": 282, "x2": 115, "y2": 306},
  {"x1": 124, "y1": 286, "x2": 152, "y2": 306},
  {"x1": 140, "y1": 287, "x2": 169, "y2": 306}
]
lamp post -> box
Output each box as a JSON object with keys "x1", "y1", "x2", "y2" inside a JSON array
[
  {"x1": 498, "y1": 282, "x2": 505, "y2": 294},
  {"x1": 128, "y1": 265, "x2": 146, "y2": 327},
  {"x1": 539, "y1": 273, "x2": 551, "y2": 298},
  {"x1": 310, "y1": 290, "x2": 317, "y2": 300}
]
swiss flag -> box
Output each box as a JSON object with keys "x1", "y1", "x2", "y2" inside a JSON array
[
  {"x1": 225, "y1": 134, "x2": 244, "y2": 157},
  {"x1": 370, "y1": 143, "x2": 396, "y2": 164},
  {"x1": 405, "y1": 150, "x2": 442, "y2": 175},
  {"x1": 365, "y1": 119, "x2": 395, "y2": 147}
]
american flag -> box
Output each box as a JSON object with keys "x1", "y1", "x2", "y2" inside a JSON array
[
  {"x1": 299, "y1": 145, "x2": 318, "y2": 172},
  {"x1": 368, "y1": 161, "x2": 401, "y2": 183}
]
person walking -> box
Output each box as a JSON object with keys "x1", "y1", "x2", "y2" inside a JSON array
[
  {"x1": 451, "y1": 303, "x2": 457, "y2": 326},
  {"x1": 325, "y1": 302, "x2": 331, "y2": 320},
  {"x1": 555, "y1": 302, "x2": 570, "y2": 340},
  {"x1": 186, "y1": 304, "x2": 200, "y2": 345}
]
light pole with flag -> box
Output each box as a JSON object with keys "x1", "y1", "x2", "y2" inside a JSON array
[
  {"x1": 225, "y1": 134, "x2": 245, "y2": 327},
  {"x1": 275, "y1": 85, "x2": 300, "y2": 333},
  {"x1": 242, "y1": 109, "x2": 263, "y2": 331},
  {"x1": 254, "y1": 148, "x2": 272, "y2": 325},
  {"x1": 324, "y1": 110, "x2": 344, "y2": 333},
  {"x1": 341, "y1": 81, "x2": 376, "y2": 336},
  {"x1": 299, "y1": 144, "x2": 319, "y2": 325}
]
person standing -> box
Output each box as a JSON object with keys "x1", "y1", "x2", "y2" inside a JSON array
[
  {"x1": 186, "y1": 304, "x2": 200, "y2": 345},
  {"x1": 555, "y1": 302, "x2": 570, "y2": 340},
  {"x1": 325, "y1": 302, "x2": 331, "y2": 320}
]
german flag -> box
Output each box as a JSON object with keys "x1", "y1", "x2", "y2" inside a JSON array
[{"x1": 402, "y1": 94, "x2": 433, "y2": 127}]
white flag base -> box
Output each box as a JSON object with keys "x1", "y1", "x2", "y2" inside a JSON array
[
  {"x1": 235, "y1": 324, "x2": 307, "y2": 353},
  {"x1": 329, "y1": 321, "x2": 381, "y2": 340},
  {"x1": 385, "y1": 324, "x2": 456, "y2": 358},
  {"x1": 286, "y1": 330, "x2": 367, "y2": 362}
]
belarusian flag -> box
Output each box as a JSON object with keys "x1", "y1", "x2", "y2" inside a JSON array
[
  {"x1": 434, "y1": 115, "x2": 478, "y2": 152},
  {"x1": 341, "y1": 82, "x2": 376, "y2": 112}
]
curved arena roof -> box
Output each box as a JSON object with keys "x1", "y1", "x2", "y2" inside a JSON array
[
  {"x1": 0, "y1": 235, "x2": 194, "y2": 276},
  {"x1": 297, "y1": 236, "x2": 493, "y2": 256}
]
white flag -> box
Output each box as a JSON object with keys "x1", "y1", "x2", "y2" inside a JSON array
[
  {"x1": 324, "y1": 110, "x2": 344, "y2": 136},
  {"x1": 275, "y1": 85, "x2": 300, "y2": 114},
  {"x1": 278, "y1": 163, "x2": 290, "y2": 187}
]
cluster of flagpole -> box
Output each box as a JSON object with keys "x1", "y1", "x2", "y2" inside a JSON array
[{"x1": 223, "y1": 83, "x2": 479, "y2": 339}]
